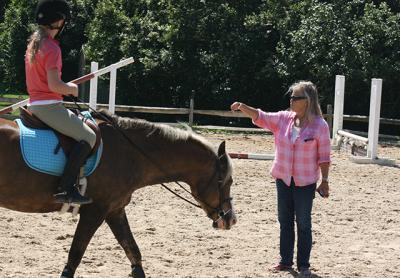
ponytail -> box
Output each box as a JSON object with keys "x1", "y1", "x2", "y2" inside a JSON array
[{"x1": 27, "y1": 26, "x2": 47, "y2": 64}]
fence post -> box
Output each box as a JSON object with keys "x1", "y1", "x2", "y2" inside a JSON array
[
  {"x1": 189, "y1": 94, "x2": 194, "y2": 126},
  {"x1": 78, "y1": 46, "x2": 86, "y2": 100},
  {"x1": 109, "y1": 67, "x2": 117, "y2": 114},
  {"x1": 367, "y1": 78, "x2": 382, "y2": 159},
  {"x1": 89, "y1": 62, "x2": 98, "y2": 110},
  {"x1": 327, "y1": 104, "x2": 333, "y2": 137},
  {"x1": 332, "y1": 75, "x2": 345, "y2": 143}
]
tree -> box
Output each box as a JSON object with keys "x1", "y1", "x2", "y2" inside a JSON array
[
  {"x1": 0, "y1": 0, "x2": 35, "y2": 94},
  {"x1": 275, "y1": 1, "x2": 400, "y2": 118}
]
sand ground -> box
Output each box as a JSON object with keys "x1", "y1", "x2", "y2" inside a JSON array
[{"x1": 0, "y1": 131, "x2": 399, "y2": 278}]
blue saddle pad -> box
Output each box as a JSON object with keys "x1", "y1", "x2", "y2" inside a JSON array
[{"x1": 15, "y1": 113, "x2": 102, "y2": 177}]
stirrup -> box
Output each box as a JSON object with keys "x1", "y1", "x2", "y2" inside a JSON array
[{"x1": 54, "y1": 189, "x2": 92, "y2": 205}]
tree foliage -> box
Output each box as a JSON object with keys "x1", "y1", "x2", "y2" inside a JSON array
[{"x1": 0, "y1": 0, "x2": 399, "y2": 120}]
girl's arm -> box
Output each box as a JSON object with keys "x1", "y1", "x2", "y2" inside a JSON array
[{"x1": 47, "y1": 69, "x2": 78, "y2": 97}]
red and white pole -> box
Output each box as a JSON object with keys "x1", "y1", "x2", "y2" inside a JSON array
[
  {"x1": 0, "y1": 57, "x2": 134, "y2": 115},
  {"x1": 229, "y1": 152, "x2": 274, "y2": 160}
]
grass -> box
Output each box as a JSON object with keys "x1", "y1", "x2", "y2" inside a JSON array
[
  {"x1": 0, "y1": 93, "x2": 28, "y2": 99},
  {"x1": 0, "y1": 102, "x2": 11, "y2": 109},
  {"x1": 0, "y1": 106, "x2": 20, "y2": 116},
  {"x1": 0, "y1": 93, "x2": 27, "y2": 114}
]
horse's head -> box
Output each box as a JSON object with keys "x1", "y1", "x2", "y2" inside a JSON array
[{"x1": 194, "y1": 141, "x2": 237, "y2": 230}]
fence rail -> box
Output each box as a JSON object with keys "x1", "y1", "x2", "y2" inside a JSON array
[
  {"x1": 1, "y1": 97, "x2": 399, "y2": 127},
  {"x1": 63, "y1": 102, "x2": 400, "y2": 126},
  {"x1": 0, "y1": 97, "x2": 26, "y2": 103}
]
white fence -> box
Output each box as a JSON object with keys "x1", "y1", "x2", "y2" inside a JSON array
[{"x1": 332, "y1": 75, "x2": 396, "y2": 166}]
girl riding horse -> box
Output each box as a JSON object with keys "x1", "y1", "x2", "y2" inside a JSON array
[{"x1": 25, "y1": 0, "x2": 95, "y2": 205}]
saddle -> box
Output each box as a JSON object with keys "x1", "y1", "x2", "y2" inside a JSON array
[{"x1": 19, "y1": 107, "x2": 102, "y2": 156}]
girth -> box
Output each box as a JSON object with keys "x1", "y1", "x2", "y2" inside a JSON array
[{"x1": 18, "y1": 107, "x2": 101, "y2": 156}]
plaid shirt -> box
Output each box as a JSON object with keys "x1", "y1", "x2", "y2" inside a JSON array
[{"x1": 253, "y1": 110, "x2": 331, "y2": 187}]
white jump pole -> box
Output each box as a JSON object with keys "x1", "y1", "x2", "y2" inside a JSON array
[
  {"x1": 331, "y1": 76, "x2": 396, "y2": 166},
  {"x1": 337, "y1": 130, "x2": 368, "y2": 144},
  {"x1": 89, "y1": 62, "x2": 98, "y2": 110},
  {"x1": 0, "y1": 59, "x2": 134, "y2": 115},
  {"x1": 350, "y1": 79, "x2": 395, "y2": 165},
  {"x1": 109, "y1": 67, "x2": 117, "y2": 114},
  {"x1": 332, "y1": 75, "x2": 345, "y2": 146},
  {"x1": 367, "y1": 79, "x2": 381, "y2": 159},
  {"x1": 229, "y1": 152, "x2": 274, "y2": 160},
  {"x1": 88, "y1": 57, "x2": 134, "y2": 114}
]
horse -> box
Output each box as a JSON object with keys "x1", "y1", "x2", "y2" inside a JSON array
[{"x1": 0, "y1": 111, "x2": 236, "y2": 278}]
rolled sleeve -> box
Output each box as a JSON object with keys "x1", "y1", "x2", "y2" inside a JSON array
[
  {"x1": 252, "y1": 110, "x2": 283, "y2": 133},
  {"x1": 317, "y1": 121, "x2": 331, "y2": 164}
]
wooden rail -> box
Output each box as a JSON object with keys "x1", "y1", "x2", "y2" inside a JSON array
[
  {"x1": 1, "y1": 97, "x2": 399, "y2": 126},
  {"x1": 63, "y1": 102, "x2": 400, "y2": 125},
  {"x1": 0, "y1": 97, "x2": 26, "y2": 103}
]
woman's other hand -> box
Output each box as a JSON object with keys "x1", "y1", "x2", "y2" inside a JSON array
[{"x1": 317, "y1": 181, "x2": 329, "y2": 198}]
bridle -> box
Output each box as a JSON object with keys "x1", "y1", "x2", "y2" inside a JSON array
[
  {"x1": 178, "y1": 158, "x2": 233, "y2": 224},
  {"x1": 72, "y1": 99, "x2": 233, "y2": 225},
  {"x1": 160, "y1": 160, "x2": 233, "y2": 225}
]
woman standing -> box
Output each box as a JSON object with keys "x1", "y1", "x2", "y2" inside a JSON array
[
  {"x1": 25, "y1": 0, "x2": 96, "y2": 205},
  {"x1": 231, "y1": 81, "x2": 331, "y2": 276}
]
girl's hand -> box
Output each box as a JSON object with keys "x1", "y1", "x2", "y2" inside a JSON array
[{"x1": 67, "y1": 82, "x2": 79, "y2": 97}]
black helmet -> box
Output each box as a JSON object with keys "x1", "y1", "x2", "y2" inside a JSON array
[{"x1": 35, "y1": 0, "x2": 70, "y2": 26}]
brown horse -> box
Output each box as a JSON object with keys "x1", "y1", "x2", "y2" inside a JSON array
[{"x1": 0, "y1": 111, "x2": 236, "y2": 278}]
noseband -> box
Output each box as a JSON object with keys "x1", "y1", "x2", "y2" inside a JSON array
[
  {"x1": 194, "y1": 159, "x2": 233, "y2": 225},
  {"x1": 159, "y1": 158, "x2": 233, "y2": 225},
  {"x1": 210, "y1": 197, "x2": 233, "y2": 226}
]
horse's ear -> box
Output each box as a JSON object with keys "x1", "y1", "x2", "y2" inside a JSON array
[{"x1": 218, "y1": 141, "x2": 226, "y2": 158}]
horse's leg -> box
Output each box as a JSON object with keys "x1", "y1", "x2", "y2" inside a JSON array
[
  {"x1": 106, "y1": 208, "x2": 146, "y2": 278},
  {"x1": 60, "y1": 206, "x2": 107, "y2": 278}
]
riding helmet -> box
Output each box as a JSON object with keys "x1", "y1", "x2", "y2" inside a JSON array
[{"x1": 35, "y1": 0, "x2": 70, "y2": 26}]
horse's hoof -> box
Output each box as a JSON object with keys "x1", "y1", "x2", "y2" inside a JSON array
[
  {"x1": 60, "y1": 266, "x2": 74, "y2": 278},
  {"x1": 131, "y1": 265, "x2": 146, "y2": 278}
]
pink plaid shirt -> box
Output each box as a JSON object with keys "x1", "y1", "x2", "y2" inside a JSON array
[{"x1": 253, "y1": 110, "x2": 331, "y2": 187}]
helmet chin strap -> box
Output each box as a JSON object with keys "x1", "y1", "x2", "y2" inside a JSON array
[{"x1": 48, "y1": 22, "x2": 66, "y2": 38}]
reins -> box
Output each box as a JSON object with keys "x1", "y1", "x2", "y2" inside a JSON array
[{"x1": 71, "y1": 98, "x2": 230, "y2": 217}]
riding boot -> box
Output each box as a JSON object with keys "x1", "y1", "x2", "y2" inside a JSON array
[{"x1": 54, "y1": 140, "x2": 93, "y2": 205}]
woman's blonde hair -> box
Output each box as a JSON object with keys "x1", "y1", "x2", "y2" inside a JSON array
[
  {"x1": 288, "y1": 81, "x2": 323, "y2": 123},
  {"x1": 26, "y1": 26, "x2": 48, "y2": 64}
]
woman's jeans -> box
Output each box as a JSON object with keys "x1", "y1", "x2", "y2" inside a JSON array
[{"x1": 276, "y1": 178, "x2": 316, "y2": 269}]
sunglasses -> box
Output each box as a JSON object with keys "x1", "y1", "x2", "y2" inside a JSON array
[{"x1": 289, "y1": 95, "x2": 307, "y2": 101}]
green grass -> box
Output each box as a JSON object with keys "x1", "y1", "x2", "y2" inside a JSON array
[
  {"x1": 0, "y1": 93, "x2": 27, "y2": 115},
  {"x1": 0, "y1": 101, "x2": 22, "y2": 116},
  {"x1": 1, "y1": 93, "x2": 28, "y2": 99}
]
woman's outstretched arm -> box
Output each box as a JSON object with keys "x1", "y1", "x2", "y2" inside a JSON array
[{"x1": 230, "y1": 102, "x2": 259, "y2": 121}]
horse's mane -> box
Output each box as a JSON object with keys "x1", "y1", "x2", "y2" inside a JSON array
[{"x1": 93, "y1": 109, "x2": 215, "y2": 152}]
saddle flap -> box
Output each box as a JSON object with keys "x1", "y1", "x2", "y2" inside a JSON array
[
  {"x1": 19, "y1": 107, "x2": 48, "y2": 129},
  {"x1": 15, "y1": 118, "x2": 103, "y2": 177},
  {"x1": 18, "y1": 107, "x2": 101, "y2": 156}
]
